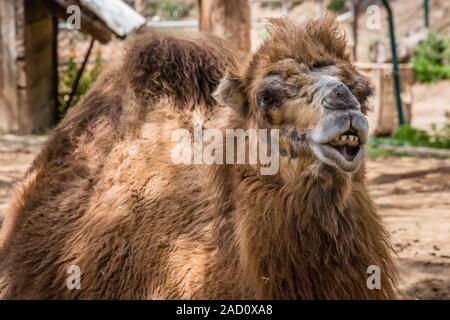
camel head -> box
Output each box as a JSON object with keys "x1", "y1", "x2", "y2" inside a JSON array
[{"x1": 214, "y1": 18, "x2": 373, "y2": 173}]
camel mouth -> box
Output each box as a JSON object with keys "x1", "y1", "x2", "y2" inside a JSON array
[
  {"x1": 310, "y1": 129, "x2": 366, "y2": 172},
  {"x1": 326, "y1": 130, "x2": 361, "y2": 162}
]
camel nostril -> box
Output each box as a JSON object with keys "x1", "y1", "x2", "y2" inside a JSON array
[
  {"x1": 332, "y1": 83, "x2": 348, "y2": 98},
  {"x1": 322, "y1": 83, "x2": 360, "y2": 111}
]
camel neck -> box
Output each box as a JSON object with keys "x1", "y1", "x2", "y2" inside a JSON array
[{"x1": 220, "y1": 163, "x2": 393, "y2": 299}]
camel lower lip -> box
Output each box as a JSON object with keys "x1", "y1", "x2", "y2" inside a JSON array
[
  {"x1": 329, "y1": 144, "x2": 360, "y2": 162},
  {"x1": 311, "y1": 142, "x2": 365, "y2": 172}
]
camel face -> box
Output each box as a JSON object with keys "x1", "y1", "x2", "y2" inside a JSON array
[
  {"x1": 252, "y1": 61, "x2": 372, "y2": 172},
  {"x1": 306, "y1": 66, "x2": 371, "y2": 172},
  {"x1": 214, "y1": 18, "x2": 373, "y2": 173}
]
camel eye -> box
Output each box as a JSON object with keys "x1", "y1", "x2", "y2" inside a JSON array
[
  {"x1": 312, "y1": 61, "x2": 330, "y2": 69},
  {"x1": 261, "y1": 92, "x2": 274, "y2": 104},
  {"x1": 257, "y1": 89, "x2": 279, "y2": 108}
]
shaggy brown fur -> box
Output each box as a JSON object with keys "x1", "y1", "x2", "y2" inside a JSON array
[{"x1": 0, "y1": 18, "x2": 397, "y2": 299}]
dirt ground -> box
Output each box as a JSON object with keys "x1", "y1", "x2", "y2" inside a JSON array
[
  {"x1": 0, "y1": 135, "x2": 448, "y2": 300},
  {"x1": 366, "y1": 157, "x2": 450, "y2": 299},
  {"x1": 0, "y1": 135, "x2": 44, "y2": 221}
]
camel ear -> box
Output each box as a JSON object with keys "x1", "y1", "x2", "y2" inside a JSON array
[{"x1": 213, "y1": 77, "x2": 247, "y2": 115}]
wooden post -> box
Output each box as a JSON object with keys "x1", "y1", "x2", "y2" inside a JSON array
[
  {"x1": 0, "y1": 0, "x2": 57, "y2": 134},
  {"x1": 351, "y1": 0, "x2": 361, "y2": 61},
  {"x1": 198, "y1": 0, "x2": 211, "y2": 31},
  {"x1": 0, "y1": 0, "x2": 20, "y2": 133},
  {"x1": 198, "y1": 0, "x2": 251, "y2": 62},
  {"x1": 134, "y1": 0, "x2": 148, "y2": 17}
]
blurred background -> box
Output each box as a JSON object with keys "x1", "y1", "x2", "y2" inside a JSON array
[{"x1": 0, "y1": 0, "x2": 449, "y2": 299}]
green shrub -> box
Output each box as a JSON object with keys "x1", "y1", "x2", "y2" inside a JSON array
[
  {"x1": 264, "y1": 0, "x2": 281, "y2": 10},
  {"x1": 158, "y1": 1, "x2": 182, "y2": 19},
  {"x1": 148, "y1": 1, "x2": 185, "y2": 19},
  {"x1": 327, "y1": 0, "x2": 346, "y2": 12},
  {"x1": 371, "y1": 120, "x2": 450, "y2": 149},
  {"x1": 412, "y1": 32, "x2": 450, "y2": 83},
  {"x1": 58, "y1": 41, "x2": 103, "y2": 119},
  {"x1": 392, "y1": 125, "x2": 431, "y2": 146},
  {"x1": 367, "y1": 145, "x2": 394, "y2": 158},
  {"x1": 429, "y1": 111, "x2": 450, "y2": 148}
]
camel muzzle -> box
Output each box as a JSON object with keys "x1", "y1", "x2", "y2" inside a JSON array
[{"x1": 309, "y1": 100, "x2": 369, "y2": 172}]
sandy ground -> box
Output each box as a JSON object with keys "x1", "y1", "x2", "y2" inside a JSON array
[
  {"x1": 0, "y1": 136, "x2": 44, "y2": 221},
  {"x1": 367, "y1": 157, "x2": 450, "y2": 299},
  {"x1": 0, "y1": 136, "x2": 448, "y2": 299}
]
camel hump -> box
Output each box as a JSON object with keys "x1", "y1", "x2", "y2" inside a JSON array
[{"x1": 123, "y1": 28, "x2": 238, "y2": 108}]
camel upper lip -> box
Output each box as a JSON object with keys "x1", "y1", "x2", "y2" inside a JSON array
[
  {"x1": 309, "y1": 111, "x2": 369, "y2": 147},
  {"x1": 318, "y1": 127, "x2": 367, "y2": 146}
]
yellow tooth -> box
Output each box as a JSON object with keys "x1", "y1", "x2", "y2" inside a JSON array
[
  {"x1": 349, "y1": 135, "x2": 355, "y2": 142},
  {"x1": 340, "y1": 135, "x2": 347, "y2": 141},
  {"x1": 355, "y1": 136, "x2": 359, "y2": 141}
]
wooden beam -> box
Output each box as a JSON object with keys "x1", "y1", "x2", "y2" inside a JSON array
[
  {"x1": 39, "y1": 0, "x2": 146, "y2": 42},
  {"x1": 38, "y1": 0, "x2": 114, "y2": 43},
  {"x1": 79, "y1": 0, "x2": 146, "y2": 37}
]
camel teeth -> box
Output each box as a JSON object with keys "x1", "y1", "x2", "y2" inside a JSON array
[{"x1": 332, "y1": 135, "x2": 360, "y2": 145}]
